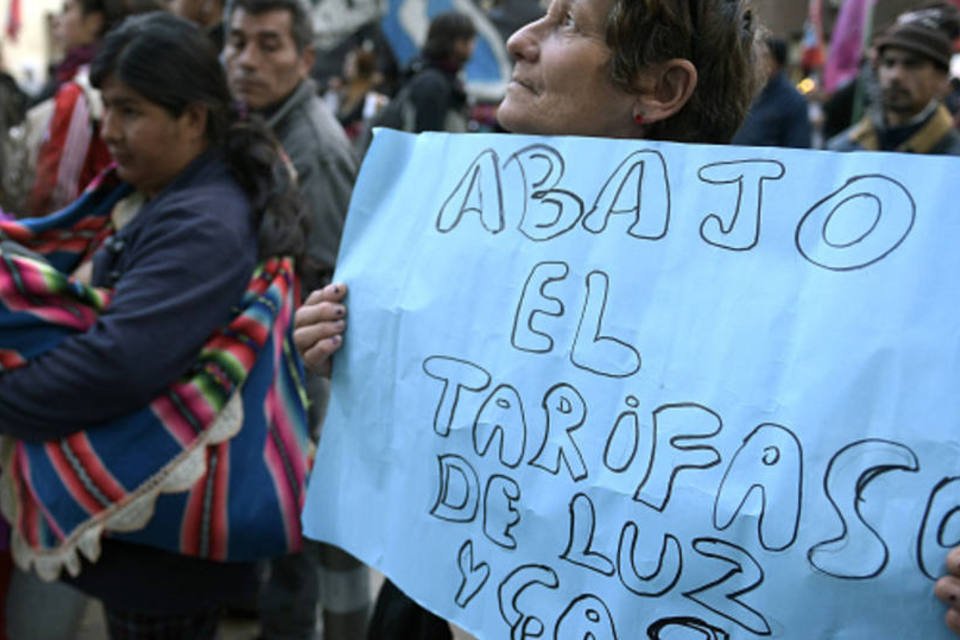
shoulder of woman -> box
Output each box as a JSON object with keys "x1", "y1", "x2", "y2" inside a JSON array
[
  {"x1": 137, "y1": 157, "x2": 254, "y2": 238},
  {"x1": 171, "y1": 151, "x2": 248, "y2": 202},
  {"x1": 123, "y1": 197, "x2": 256, "y2": 274}
]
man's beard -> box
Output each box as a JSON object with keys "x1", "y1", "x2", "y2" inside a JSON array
[{"x1": 881, "y1": 87, "x2": 922, "y2": 117}]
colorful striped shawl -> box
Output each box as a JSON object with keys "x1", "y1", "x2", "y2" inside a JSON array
[{"x1": 0, "y1": 172, "x2": 312, "y2": 581}]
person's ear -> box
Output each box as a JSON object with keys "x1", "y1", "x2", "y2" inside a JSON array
[
  {"x1": 632, "y1": 58, "x2": 698, "y2": 125},
  {"x1": 82, "y1": 11, "x2": 106, "y2": 41},
  {"x1": 937, "y1": 71, "x2": 951, "y2": 99},
  {"x1": 299, "y1": 45, "x2": 316, "y2": 80},
  {"x1": 180, "y1": 102, "x2": 210, "y2": 143}
]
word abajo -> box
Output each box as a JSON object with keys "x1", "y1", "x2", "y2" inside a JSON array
[
  {"x1": 424, "y1": 354, "x2": 958, "y2": 636},
  {"x1": 434, "y1": 143, "x2": 916, "y2": 273}
]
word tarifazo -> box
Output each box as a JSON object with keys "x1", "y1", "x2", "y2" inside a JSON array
[
  {"x1": 416, "y1": 143, "x2": 940, "y2": 638},
  {"x1": 424, "y1": 355, "x2": 953, "y2": 638}
]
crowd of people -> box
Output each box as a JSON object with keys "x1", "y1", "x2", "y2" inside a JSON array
[{"x1": 1, "y1": 0, "x2": 960, "y2": 638}]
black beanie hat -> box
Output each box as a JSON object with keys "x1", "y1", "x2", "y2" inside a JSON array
[
  {"x1": 874, "y1": 20, "x2": 952, "y2": 70},
  {"x1": 874, "y1": 4, "x2": 960, "y2": 71}
]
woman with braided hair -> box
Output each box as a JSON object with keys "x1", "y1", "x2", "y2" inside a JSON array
[{"x1": 0, "y1": 12, "x2": 312, "y2": 638}]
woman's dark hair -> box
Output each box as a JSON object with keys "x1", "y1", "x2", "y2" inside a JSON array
[
  {"x1": 607, "y1": 0, "x2": 757, "y2": 144},
  {"x1": 423, "y1": 11, "x2": 476, "y2": 62},
  {"x1": 765, "y1": 36, "x2": 788, "y2": 68},
  {"x1": 89, "y1": 12, "x2": 308, "y2": 263}
]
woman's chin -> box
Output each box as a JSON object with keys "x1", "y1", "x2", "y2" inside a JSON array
[
  {"x1": 496, "y1": 104, "x2": 534, "y2": 136},
  {"x1": 494, "y1": 112, "x2": 514, "y2": 133},
  {"x1": 114, "y1": 165, "x2": 133, "y2": 183}
]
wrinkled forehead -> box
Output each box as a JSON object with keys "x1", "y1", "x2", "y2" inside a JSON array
[
  {"x1": 552, "y1": 0, "x2": 615, "y2": 17},
  {"x1": 99, "y1": 73, "x2": 151, "y2": 105},
  {"x1": 229, "y1": 7, "x2": 296, "y2": 41}
]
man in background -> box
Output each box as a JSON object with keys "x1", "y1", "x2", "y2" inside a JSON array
[
  {"x1": 225, "y1": 0, "x2": 357, "y2": 294},
  {"x1": 224, "y1": 1, "x2": 365, "y2": 639},
  {"x1": 828, "y1": 4, "x2": 960, "y2": 155},
  {"x1": 732, "y1": 35, "x2": 812, "y2": 148}
]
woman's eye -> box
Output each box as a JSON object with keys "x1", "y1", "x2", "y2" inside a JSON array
[{"x1": 563, "y1": 11, "x2": 575, "y2": 27}]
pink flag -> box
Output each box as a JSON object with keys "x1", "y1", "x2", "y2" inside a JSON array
[
  {"x1": 5, "y1": 0, "x2": 21, "y2": 42},
  {"x1": 823, "y1": 0, "x2": 876, "y2": 93}
]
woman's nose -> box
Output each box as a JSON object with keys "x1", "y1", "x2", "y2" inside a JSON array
[
  {"x1": 100, "y1": 110, "x2": 119, "y2": 142},
  {"x1": 506, "y1": 18, "x2": 542, "y2": 61}
]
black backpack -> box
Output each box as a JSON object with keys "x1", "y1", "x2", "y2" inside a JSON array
[{"x1": 369, "y1": 81, "x2": 417, "y2": 132}]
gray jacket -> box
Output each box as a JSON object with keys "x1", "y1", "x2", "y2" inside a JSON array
[{"x1": 268, "y1": 79, "x2": 358, "y2": 291}]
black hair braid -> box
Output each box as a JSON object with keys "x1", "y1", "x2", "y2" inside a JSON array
[{"x1": 222, "y1": 113, "x2": 309, "y2": 264}]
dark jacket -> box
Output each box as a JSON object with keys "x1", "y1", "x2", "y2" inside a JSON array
[
  {"x1": 732, "y1": 72, "x2": 812, "y2": 148},
  {"x1": 406, "y1": 60, "x2": 469, "y2": 133},
  {"x1": 0, "y1": 150, "x2": 257, "y2": 440},
  {"x1": 375, "y1": 59, "x2": 469, "y2": 135},
  {"x1": 267, "y1": 78, "x2": 357, "y2": 291}
]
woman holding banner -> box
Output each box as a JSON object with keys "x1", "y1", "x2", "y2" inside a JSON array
[
  {"x1": 294, "y1": 0, "x2": 759, "y2": 362},
  {"x1": 294, "y1": 0, "x2": 757, "y2": 636}
]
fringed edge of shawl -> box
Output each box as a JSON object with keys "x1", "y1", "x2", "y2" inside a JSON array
[{"x1": 0, "y1": 391, "x2": 245, "y2": 582}]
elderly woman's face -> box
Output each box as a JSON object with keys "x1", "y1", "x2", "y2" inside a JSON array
[{"x1": 497, "y1": 0, "x2": 638, "y2": 137}]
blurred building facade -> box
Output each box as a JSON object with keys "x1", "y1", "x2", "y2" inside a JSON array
[
  {"x1": 0, "y1": 0, "x2": 942, "y2": 92},
  {"x1": 1, "y1": 0, "x2": 60, "y2": 92},
  {"x1": 755, "y1": 0, "x2": 929, "y2": 40}
]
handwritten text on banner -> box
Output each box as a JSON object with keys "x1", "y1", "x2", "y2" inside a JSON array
[{"x1": 303, "y1": 129, "x2": 960, "y2": 639}]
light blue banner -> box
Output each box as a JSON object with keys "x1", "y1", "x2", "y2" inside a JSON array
[{"x1": 303, "y1": 128, "x2": 960, "y2": 639}]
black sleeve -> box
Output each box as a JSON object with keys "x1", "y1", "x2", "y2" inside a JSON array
[{"x1": 409, "y1": 72, "x2": 452, "y2": 133}]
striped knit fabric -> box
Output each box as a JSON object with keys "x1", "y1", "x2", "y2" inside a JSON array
[{"x1": 0, "y1": 172, "x2": 312, "y2": 580}]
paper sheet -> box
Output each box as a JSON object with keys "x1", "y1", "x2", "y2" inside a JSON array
[{"x1": 303, "y1": 129, "x2": 960, "y2": 639}]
